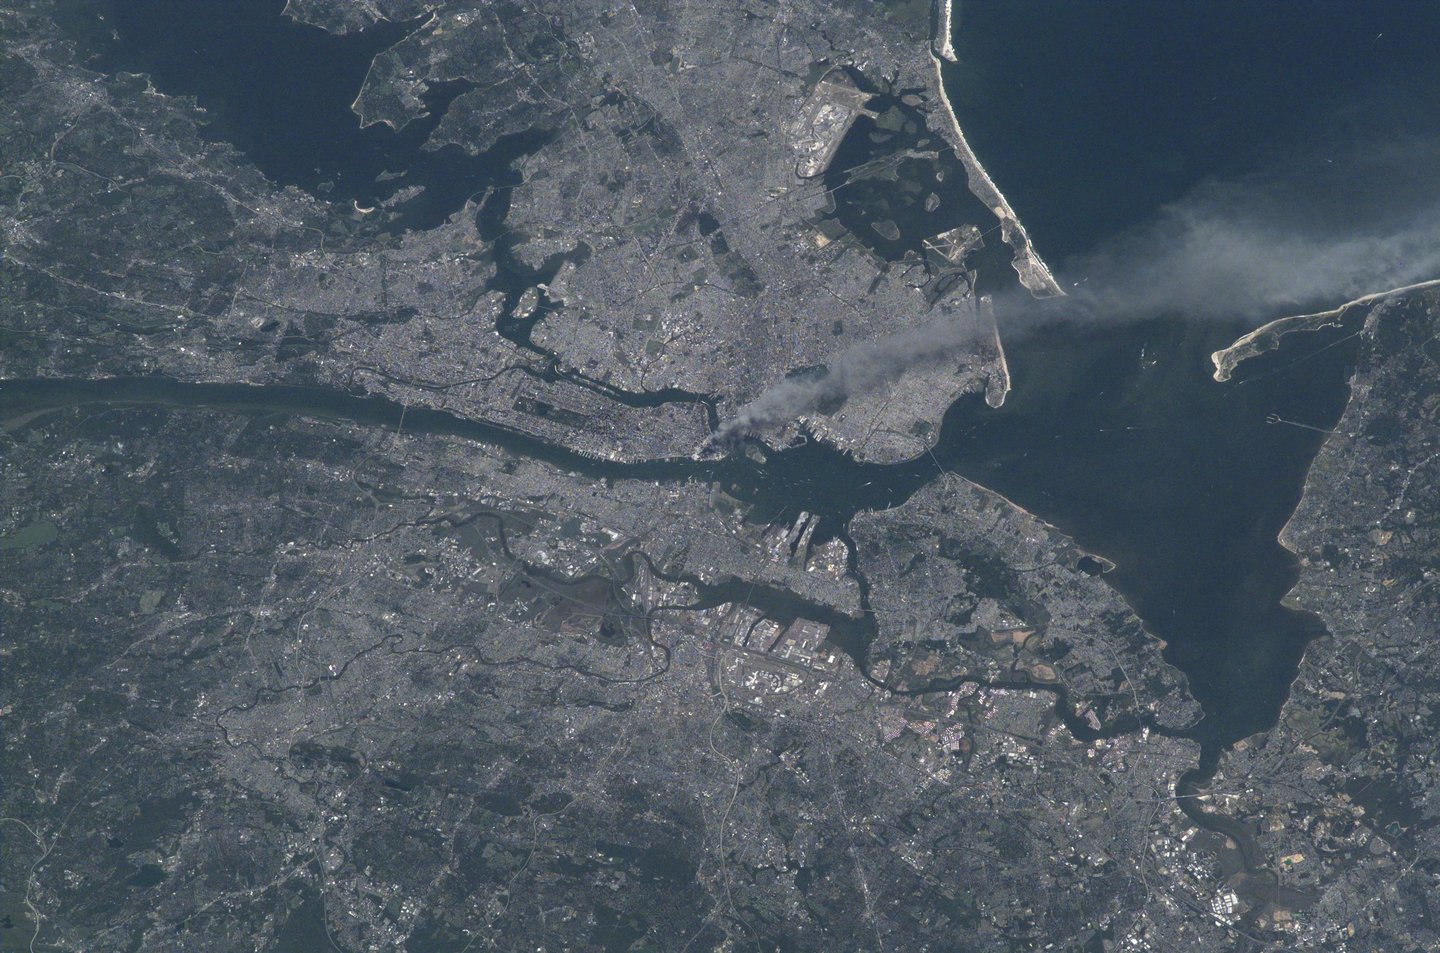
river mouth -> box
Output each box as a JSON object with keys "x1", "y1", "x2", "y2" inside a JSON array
[
  {"x1": 934, "y1": 2, "x2": 1440, "y2": 746},
  {"x1": 0, "y1": 306, "x2": 1355, "y2": 749},
  {"x1": 931, "y1": 312, "x2": 1356, "y2": 747},
  {"x1": 26, "y1": 0, "x2": 1421, "y2": 755}
]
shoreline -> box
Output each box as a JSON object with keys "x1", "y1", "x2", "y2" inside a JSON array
[
  {"x1": 1210, "y1": 277, "x2": 1440, "y2": 382},
  {"x1": 926, "y1": 6, "x2": 1064, "y2": 299},
  {"x1": 932, "y1": 0, "x2": 957, "y2": 62}
]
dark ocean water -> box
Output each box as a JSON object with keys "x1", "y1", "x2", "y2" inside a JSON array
[
  {"x1": 48, "y1": 0, "x2": 1439, "y2": 747},
  {"x1": 937, "y1": 1, "x2": 1440, "y2": 744},
  {"x1": 945, "y1": 0, "x2": 1440, "y2": 261},
  {"x1": 934, "y1": 314, "x2": 1354, "y2": 746}
]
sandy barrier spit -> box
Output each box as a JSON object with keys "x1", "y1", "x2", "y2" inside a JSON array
[
  {"x1": 926, "y1": 45, "x2": 1065, "y2": 299},
  {"x1": 1210, "y1": 277, "x2": 1440, "y2": 382},
  {"x1": 933, "y1": 0, "x2": 957, "y2": 62}
]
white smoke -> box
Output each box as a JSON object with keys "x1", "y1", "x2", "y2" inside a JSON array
[
  {"x1": 1066, "y1": 181, "x2": 1440, "y2": 325},
  {"x1": 711, "y1": 308, "x2": 988, "y2": 444},
  {"x1": 717, "y1": 136, "x2": 1440, "y2": 441}
]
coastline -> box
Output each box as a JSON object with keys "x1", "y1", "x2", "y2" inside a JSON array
[
  {"x1": 1210, "y1": 277, "x2": 1440, "y2": 382},
  {"x1": 926, "y1": 4, "x2": 1064, "y2": 299},
  {"x1": 932, "y1": 0, "x2": 956, "y2": 62}
]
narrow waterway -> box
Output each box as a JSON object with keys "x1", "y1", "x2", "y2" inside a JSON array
[
  {"x1": 930, "y1": 3, "x2": 1440, "y2": 894},
  {"x1": 0, "y1": 303, "x2": 1354, "y2": 749},
  {"x1": 26, "y1": 2, "x2": 1433, "y2": 929},
  {"x1": 54, "y1": 0, "x2": 1428, "y2": 758}
]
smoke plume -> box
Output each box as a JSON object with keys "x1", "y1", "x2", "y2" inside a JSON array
[
  {"x1": 711, "y1": 307, "x2": 989, "y2": 443},
  {"x1": 1063, "y1": 172, "x2": 1440, "y2": 325},
  {"x1": 717, "y1": 136, "x2": 1440, "y2": 441}
]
